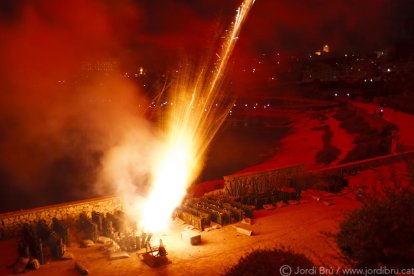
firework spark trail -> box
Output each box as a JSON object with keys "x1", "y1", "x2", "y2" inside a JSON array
[
  {"x1": 208, "y1": 0, "x2": 255, "y2": 97},
  {"x1": 140, "y1": 0, "x2": 255, "y2": 233}
]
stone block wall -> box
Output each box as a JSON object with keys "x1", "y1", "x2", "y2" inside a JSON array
[
  {"x1": 311, "y1": 150, "x2": 414, "y2": 178},
  {"x1": 0, "y1": 195, "x2": 123, "y2": 239},
  {"x1": 224, "y1": 165, "x2": 306, "y2": 197},
  {"x1": 224, "y1": 151, "x2": 414, "y2": 198}
]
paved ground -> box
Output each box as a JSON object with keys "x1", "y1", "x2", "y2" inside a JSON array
[{"x1": 0, "y1": 192, "x2": 360, "y2": 276}]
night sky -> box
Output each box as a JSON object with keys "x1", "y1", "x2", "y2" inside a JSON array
[
  {"x1": 1, "y1": 0, "x2": 413, "y2": 71},
  {"x1": 0, "y1": 0, "x2": 413, "y2": 212}
]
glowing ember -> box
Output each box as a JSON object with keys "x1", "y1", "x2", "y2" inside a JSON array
[{"x1": 140, "y1": 0, "x2": 255, "y2": 233}]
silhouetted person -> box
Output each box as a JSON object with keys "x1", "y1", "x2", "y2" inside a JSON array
[
  {"x1": 17, "y1": 239, "x2": 30, "y2": 258},
  {"x1": 35, "y1": 238, "x2": 44, "y2": 265}
]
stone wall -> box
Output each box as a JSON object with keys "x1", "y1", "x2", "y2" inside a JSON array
[
  {"x1": 311, "y1": 150, "x2": 414, "y2": 178},
  {"x1": 0, "y1": 195, "x2": 123, "y2": 239},
  {"x1": 224, "y1": 151, "x2": 414, "y2": 197},
  {"x1": 224, "y1": 165, "x2": 306, "y2": 197}
]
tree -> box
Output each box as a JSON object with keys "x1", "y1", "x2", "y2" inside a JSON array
[
  {"x1": 225, "y1": 247, "x2": 319, "y2": 276},
  {"x1": 337, "y1": 186, "x2": 414, "y2": 267}
]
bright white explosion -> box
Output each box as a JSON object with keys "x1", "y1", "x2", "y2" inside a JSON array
[{"x1": 110, "y1": 0, "x2": 255, "y2": 234}]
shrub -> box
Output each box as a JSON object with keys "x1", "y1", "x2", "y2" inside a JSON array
[
  {"x1": 337, "y1": 191, "x2": 414, "y2": 267},
  {"x1": 341, "y1": 136, "x2": 390, "y2": 163},
  {"x1": 323, "y1": 175, "x2": 349, "y2": 193},
  {"x1": 316, "y1": 145, "x2": 341, "y2": 164},
  {"x1": 315, "y1": 126, "x2": 341, "y2": 165},
  {"x1": 224, "y1": 247, "x2": 319, "y2": 276},
  {"x1": 333, "y1": 105, "x2": 394, "y2": 164}
]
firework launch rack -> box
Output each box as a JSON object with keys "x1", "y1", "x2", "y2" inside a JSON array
[
  {"x1": 174, "y1": 197, "x2": 253, "y2": 231},
  {"x1": 238, "y1": 189, "x2": 301, "y2": 209}
]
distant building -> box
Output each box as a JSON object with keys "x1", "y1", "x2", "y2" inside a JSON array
[{"x1": 82, "y1": 61, "x2": 116, "y2": 72}]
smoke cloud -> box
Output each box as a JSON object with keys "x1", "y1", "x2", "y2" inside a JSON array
[{"x1": 0, "y1": 0, "x2": 157, "y2": 212}]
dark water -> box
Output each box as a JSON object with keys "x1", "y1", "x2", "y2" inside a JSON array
[
  {"x1": 197, "y1": 116, "x2": 291, "y2": 182},
  {"x1": 0, "y1": 113, "x2": 290, "y2": 213}
]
